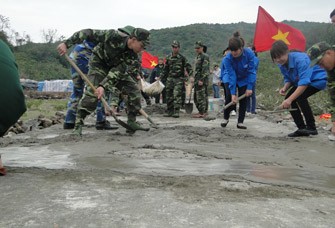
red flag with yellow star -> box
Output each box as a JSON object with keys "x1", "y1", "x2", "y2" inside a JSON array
[
  {"x1": 141, "y1": 51, "x2": 159, "y2": 69},
  {"x1": 253, "y1": 6, "x2": 306, "y2": 52}
]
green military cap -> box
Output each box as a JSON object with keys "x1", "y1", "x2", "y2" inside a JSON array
[
  {"x1": 118, "y1": 25, "x2": 135, "y2": 35},
  {"x1": 195, "y1": 41, "x2": 205, "y2": 48},
  {"x1": 131, "y1": 28, "x2": 150, "y2": 47},
  {"x1": 307, "y1": 41, "x2": 332, "y2": 66},
  {"x1": 171, "y1": 40, "x2": 180, "y2": 47}
]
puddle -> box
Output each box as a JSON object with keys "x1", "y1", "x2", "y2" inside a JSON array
[
  {"x1": 37, "y1": 133, "x2": 60, "y2": 139},
  {"x1": 1, "y1": 146, "x2": 74, "y2": 169},
  {"x1": 85, "y1": 157, "x2": 335, "y2": 190}
]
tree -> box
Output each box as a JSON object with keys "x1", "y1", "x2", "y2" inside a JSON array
[{"x1": 41, "y1": 29, "x2": 63, "y2": 43}]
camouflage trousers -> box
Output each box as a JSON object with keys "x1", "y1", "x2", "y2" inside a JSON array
[
  {"x1": 65, "y1": 72, "x2": 106, "y2": 124},
  {"x1": 194, "y1": 83, "x2": 208, "y2": 114},
  {"x1": 328, "y1": 72, "x2": 335, "y2": 122},
  {"x1": 166, "y1": 77, "x2": 185, "y2": 113},
  {"x1": 75, "y1": 64, "x2": 142, "y2": 126}
]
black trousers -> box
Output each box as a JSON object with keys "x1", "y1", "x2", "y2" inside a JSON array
[
  {"x1": 224, "y1": 84, "x2": 247, "y2": 123},
  {"x1": 286, "y1": 86, "x2": 320, "y2": 129}
]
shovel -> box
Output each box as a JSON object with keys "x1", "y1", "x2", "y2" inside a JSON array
[
  {"x1": 65, "y1": 55, "x2": 136, "y2": 131},
  {"x1": 265, "y1": 106, "x2": 297, "y2": 113},
  {"x1": 222, "y1": 94, "x2": 246, "y2": 110},
  {"x1": 185, "y1": 82, "x2": 193, "y2": 114}
]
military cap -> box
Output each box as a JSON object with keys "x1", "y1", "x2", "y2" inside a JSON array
[
  {"x1": 131, "y1": 28, "x2": 150, "y2": 47},
  {"x1": 171, "y1": 40, "x2": 180, "y2": 47},
  {"x1": 195, "y1": 41, "x2": 205, "y2": 48},
  {"x1": 307, "y1": 41, "x2": 332, "y2": 66},
  {"x1": 118, "y1": 25, "x2": 135, "y2": 35}
]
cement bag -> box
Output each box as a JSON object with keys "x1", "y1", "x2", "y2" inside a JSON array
[
  {"x1": 143, "y1": 80, "x2": 165, "y2": 96},
  {"x1": 139, "y1": 78, "x2": 150, "y2": 91}
]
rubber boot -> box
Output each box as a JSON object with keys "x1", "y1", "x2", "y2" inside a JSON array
[
  {"x1": 163, "y1": 110, "x2": 173, "y2": 117},
  {"x1": 126, "y1": 120, "x2": 150, "y2": 133},
  {"x1": 72, "y1": 123, "x2": 83, "y2": 136},
  {"x1": 172, "y1": 109, "x2": 180, "y2": 118}
]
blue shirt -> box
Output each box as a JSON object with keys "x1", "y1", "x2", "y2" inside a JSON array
[
  {"x1": 69, "y1": 40, "x2": 96, "y2": 74},
  {"x1": 224, "y1": 48, "x2": 256, "y2": 95},
  {"x1": 220, "y1": 56, "x2": 229, "y2": 83},
  {"x1": 278, "y1": 52, "x2": 327, "y2": 90}
]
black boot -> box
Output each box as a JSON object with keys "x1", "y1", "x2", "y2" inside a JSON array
[
  {"x1": 63, "y1": 122, "x2": 75, "y2": 129},
  {"x1": 96, "y1": 120, "x2": 119, "y2": 130}
]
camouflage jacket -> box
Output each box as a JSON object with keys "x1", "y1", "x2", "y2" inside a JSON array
[
  {"x1": 160, "y1": 53, "x2": 193, "y2": 82},
  {"x1": 194, "y1": 52, "x2": 210, "y2": 83},
  {"x1": 327, "y1": 68, "x2": 335, "y2": 122},
  {"x1": 64, "y1": 29, "x2": 141, "y2": 87}
]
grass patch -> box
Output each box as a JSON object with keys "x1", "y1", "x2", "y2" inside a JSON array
[{"x1": 21, "y1": 98, "x2": 68, "y2": 121}]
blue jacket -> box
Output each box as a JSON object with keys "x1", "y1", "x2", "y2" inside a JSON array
[
  {"x1": 278, "y1": 52, "x2": 327, "y2": 90},
  {"x1": 69, "y1": 40, "x2": 96, "y2": 75},
  {"x1": 224, "y1": 48, "x2": 256, "y2": 95},
  {"x1": 220, "y1": 57, "x2": 228, "y2": 83}
]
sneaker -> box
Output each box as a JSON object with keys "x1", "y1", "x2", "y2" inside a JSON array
[
  {"x1": 287, "y1": 129, "x2": 310, "y2": 137},
  {"x1": 221, "y1": 119, "x2": 229, "y2": 128},
  {"x1": 63, "y1": 122, "x2": 75, "y2": 129},
  {"x1": 96, "y1": 120, "x2": 119, "y2": 130},
  {"x1": 72, "y1": 124, "x2": 83, "y2": 136},
  {"x1": 231, "y1": 110, "x2": 237, "y2": 116},
  {"x1": 127, "y1": 120, "x2": 150, "y2": 132},
  {"x1": 328, "y1": 134, "x2": 335, "y2": 141},
  {"x1": 237, "y1": 123, "x2": 247, "y2": 129}
]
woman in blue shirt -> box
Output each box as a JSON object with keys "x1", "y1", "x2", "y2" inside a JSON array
[
  {"x1": 270, "y1": 40, "x2": 327, "y2": 137},
  {"x1": 221, "y1": 32, "x2": 256, "y2": 129}
]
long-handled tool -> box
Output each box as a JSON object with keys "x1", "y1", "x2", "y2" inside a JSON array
[
  {"x1": 265, "y1": 107, "x2": 298, "y2": 113},
  {"x1": 217, "y1": 94, "x2": 246, "y2": 116},
  {"x1": 65, "y1": 54, "x2": 135, "y2": 131},
  {"x1": 185, "y1": 82, "x2": 193, "y2": 114}
]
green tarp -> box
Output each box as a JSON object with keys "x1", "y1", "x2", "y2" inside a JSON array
[{"x1": 0, "y1": 39, "x2": 26, "y2": 136}]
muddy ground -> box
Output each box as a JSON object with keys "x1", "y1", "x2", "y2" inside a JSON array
[{"x1": 0, "y1": 104, "x2": 335, "y2": 227}]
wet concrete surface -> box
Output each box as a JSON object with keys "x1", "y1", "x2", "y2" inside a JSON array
[{"x1": 1, "y1": 110, "x2": 335, "y2": 227}]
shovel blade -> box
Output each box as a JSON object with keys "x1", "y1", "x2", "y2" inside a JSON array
[{"x1": 185, "y1": 103, "x2": 193, "y2": 114}]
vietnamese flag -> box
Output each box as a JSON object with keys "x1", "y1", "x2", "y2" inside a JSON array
[
  {"x1": 141, "y1": 51, "x2": 159, "y2": 69},
  {"x1": 253, "y1": 6, "x2": 306, "y2": 52}
]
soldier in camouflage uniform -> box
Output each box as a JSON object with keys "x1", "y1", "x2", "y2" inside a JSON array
[
  {"x1": 160, "y1": 40, "x2": 193, "y2": 118},
  {"x1": 193, "y1": 41, "x2": 210, "y2": 118},
  {"x1": 57, "y1": 27, "x2": 151, "y2": 135},
  {"x1": 307, "y1": 42, "x2": 335, "y2": 141},
  {"x1": 63, "y1": 40, "x2": 118, "y2": 130}
]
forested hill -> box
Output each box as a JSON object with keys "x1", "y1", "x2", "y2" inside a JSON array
[{"x1": 10, "y1": 21, "x2": 335, "y2": 81}]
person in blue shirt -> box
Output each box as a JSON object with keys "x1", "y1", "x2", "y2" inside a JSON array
[
  {"x1": 64, "y1": 40, "x2": 117, "y2": 130},
  {"x1": 246, "y1": 46, "x2": 259, "y2": 114},
  {"x1": 270, "y1": 40, "x2": 327, "y2": 137},
  {"x1": 221, "y1": 32, "x2": 256, "y2": 129},
  {"x1": 220, "y1": 49, "x2": 236, "y2": 115}
]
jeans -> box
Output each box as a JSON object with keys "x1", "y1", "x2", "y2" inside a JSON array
[
  {"x1": 246, "y1": 84, "x2": 256, "y2": 113},
  {"x1": 212, "y1": 84, "x2": 220, "y2": 98}
]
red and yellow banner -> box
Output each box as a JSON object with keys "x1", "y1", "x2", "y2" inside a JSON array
[{"x1": 253, "y1": 6, "x2": 306, "y2": 52}]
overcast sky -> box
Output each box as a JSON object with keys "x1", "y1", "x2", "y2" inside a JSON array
[{"x1": 1, "y1": 0, "x2": 333, "y2": 43}]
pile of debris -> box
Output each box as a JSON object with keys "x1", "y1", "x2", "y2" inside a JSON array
[{"x1": 4, "y1": 111, "x2": 65, "y2": 137}]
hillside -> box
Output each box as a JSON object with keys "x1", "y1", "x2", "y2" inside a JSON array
[
  {"x1": 12, "y1": 21, "x2": 334, "y2": 81},
  {"x1": 8, "y1": 21, "x2": 334, "y2": 111}
]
